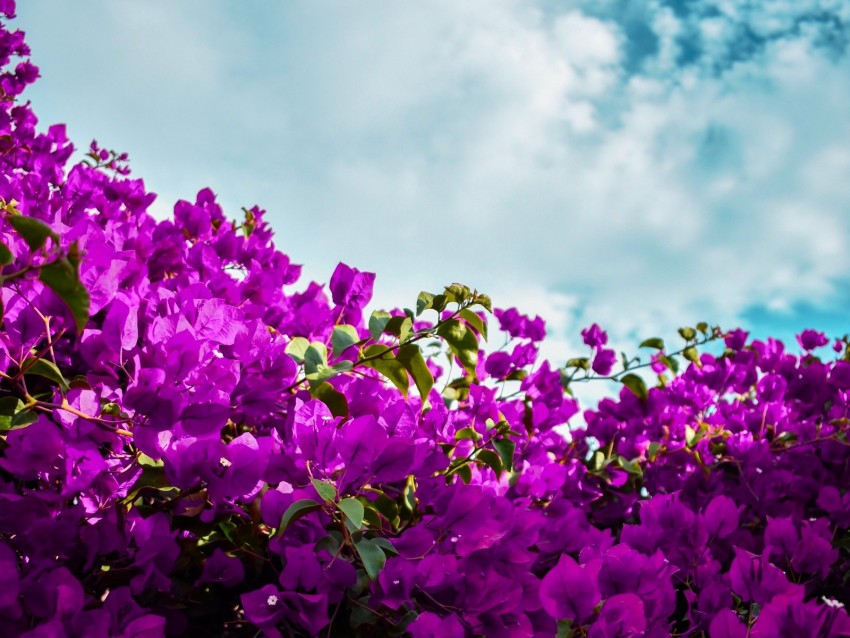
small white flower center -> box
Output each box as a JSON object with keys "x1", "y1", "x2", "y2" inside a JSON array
[
  {"x1": 823, "y1": 596, "x2": 845, "y2": 609},
  {"x1": 219, "y1": 457, "x2": 232, "y2": 468},
  {"x1": 392, "y1": 579, "x2": 400, "y2": 586},
  {"x1": 267, "y1": 594, "x2": 279, "y2": 607}
]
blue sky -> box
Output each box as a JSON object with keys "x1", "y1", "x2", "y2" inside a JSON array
[{"x1": 14, "y1": 1, "x2": 850, "y2": 364}]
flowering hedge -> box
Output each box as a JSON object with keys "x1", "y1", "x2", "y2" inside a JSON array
[{"x1": 0, "y1": 4, "x2": 848, "y2": 637}]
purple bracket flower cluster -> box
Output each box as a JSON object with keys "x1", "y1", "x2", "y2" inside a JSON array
[{"x1": 0, "y1": 4, "x2": 848, "y2": 636}]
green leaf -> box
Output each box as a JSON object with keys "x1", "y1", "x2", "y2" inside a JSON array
[
  {"x1": 338, "y1": 497, "x2": 365, "y2": 529},
  {"x1": 617, "y1": 455, "x2": 643, "y2": 477},
  {"x1": 7, "y1": 215, "x2": 58, "y2": 251},
  {"x1": 360, "y1": 345, "x2": 409, "y2": 398},
  {"x1": 309, "y1": 381, "x2": 349, "y2": 417},
  {"x1": 368, "y1": 310, "x2": 392, "y2": 340},
  {"x1": 403, "y1": 475, "x2": 417, "y2": 512},
  {"x1": 362, "y1": 504, "x2": 382, "y2": 528},
  {"x1": 137, "y1": 453, "x2": 163, "y2": 468},
  {"x1": 452, "y1": 462, "x2": 473, "y2": 484},
  {"x1": 304, "y1": 342, "x2": 329, "y2": 374},
  {"x1": 0, "y1": 241, "x2": 12, "y2": 266},
  {"x1": 305, "y1": 341, "x2": 351, "y2": 384},
  {"x1": 682, "y1": 346, "x2": 700, "y2": 365},
  {"x1": 445, "y1": 283, "x2": 471, "y2": 303},
  {"x1": 416, "y1": 291, "x2": 449, "y2": 315},
  {"x1": 658, "y1": 354, "x2": 679, "y2": 374},
  {"x1": 285, "y1": 336, "x2": 311, "y2": 363},
  {"x1": 396, "y1": 344, "x2": 434, "y2": 408},
  {"x1": 459, "y1": 308, "x2": 487, "y2": 341},
  {"x1": 370, "y1": 537, "x2": 398, "y2": 556},
  {"x1": 678, "y1": 326, "x2": 697, "y2": 341},
  {"x1": 306, "y1": 360, "x2": 353, "y2": 384},
  {"x1": 364, "y1": 489, "x2": 399, "y2": 523},
  {"x1": 473, "y1": 293, "x2": 492, "y2": 313},
  {"x1": 10, "y1": 408, "x2": 38, "y2": 428},
  {"x1": 454, "y1": 427, "x2": 480, "y2": 441},
  {"x1": 69, "y1": 375, "x2": 91, "y2": 390},
  {"x1": 415, "y1": 292, "x2": 434, "y2": 316},
  {"x1": 590, "y1": 450, "x2": 606, "y2": 472},
  {"x1": 647, "y1": 441, "x2": 663, "y2": 461},
  {"x1": 218, "y1": 519, "x2": 238, "y2": 544},
  {"x1": 0, "y1": 396, "x2": 23, "y2": 431},
  {"x1": 332, "y1": 324, "x2": 361, "y2": 357},
  {"x1": 565, "y1": 357, "x2": 590, "y2": 370},
  {"x1": 436, "y1": 319, "x2": 479, "y2": 379},
  {"x1": 556, "y1": 619, "x2": 575, "y2": 638},
  {"x1": 39, "y1": 256, "x2": 90, "y2": 334},
  {"x1": 315, "y1": 531, "x2": 344, "y2": 555},
  {"x1": 22, "y1": 357, "x2": 69, "y2": 390},
  {"x1": 384, "y1": 316, "x2": 413, "y2": 343},
  {"x1": 493, "y1": 438, "x2": 516, "y2": 472},
  {"x1": 279, "y1": 499, "x2": 322, "y2": 533},
  {"x1": 639, "y1": 337, "x2": 665, "y2": 350},
  {"x1": 475, "y1": 449, "x2": 503, "y2": 475},
  {"x1": 311, "y1": 478, "x2": 337, "y2": 503},
  {"x1": 354, "y1": 538, "x2": 387, "y2": 581},
  {"x1": 349, "y1": 596, "x2": 380, "y2": 627},
  {"x1": 621, "y1": 373, "x2": 648, "y2": 401}
]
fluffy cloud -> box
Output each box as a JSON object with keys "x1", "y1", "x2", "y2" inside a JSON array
[{"x1": 15, "y1": 0, "x2": 850, "y2": 370}]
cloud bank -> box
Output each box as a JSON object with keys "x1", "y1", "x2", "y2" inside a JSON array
[{"x1": 16, "y1": 0, "x2": 850, "y2": 365}]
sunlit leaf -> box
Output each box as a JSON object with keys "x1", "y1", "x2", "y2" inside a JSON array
[
  {"x1": 7, "y1": 215, "x2": 58, "y2": 251},
  {"x1": 338, "y1": 497, "x2": 365, "y2": 529},
  {"x1": 621, "y1": 373, "x2": 648, "y2": 401},
  {"x1": 285, "y1": 336, "x2": 310, "y2": 363},
  {"x1": 311, "y1": 478, "x2": 337, "y2": 503},
  {"x1": 331, "y1": 324, "x2": 360, "y2": 357},
  {"x1": 279, "y1": 499, "x2": 322, "y2": 533}
]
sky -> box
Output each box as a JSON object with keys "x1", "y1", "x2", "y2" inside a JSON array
[{"x1": 13, "y1": 1, "x2": 850, "y2": 369}]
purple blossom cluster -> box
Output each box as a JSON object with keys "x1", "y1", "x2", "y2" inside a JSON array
[{"x1": 0, "y1": 4, "x2": 848, "y2": 636}]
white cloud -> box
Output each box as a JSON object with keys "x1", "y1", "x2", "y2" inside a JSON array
[{"x1": 14, "y1": 0, "x2": 850, "y2": 365}]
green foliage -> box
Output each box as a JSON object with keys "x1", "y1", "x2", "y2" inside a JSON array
[
  {"x1": 620, "y1": 373, "x2": 648, "y2": 401},
  {"x1": 7, "y1": 214, "x2": 58, "y2": 251},
  {"x1": 278, "y1": 499, "x2": 323, "y2": 533}
]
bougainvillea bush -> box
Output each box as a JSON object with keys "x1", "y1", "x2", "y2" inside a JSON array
[{"x1": 0, "y1": 4, "x2": 848, "y2": 637}]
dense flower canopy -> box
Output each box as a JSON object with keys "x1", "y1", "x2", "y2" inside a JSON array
[{"x1": 0, "y1": 3, "x2": 848, "y2": 636}]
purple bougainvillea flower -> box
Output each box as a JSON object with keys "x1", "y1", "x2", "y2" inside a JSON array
[
  {"x1": 592, "y1": 348, "x2": 617, "y2": 376},
  {"x1": 728, "y1": 549, "x2": 801, "y2": 605},
  {"x1": 0, "y1": 542, "x2": 20, "y2": 615},
  {"x1": 708, "y1": 609, "x2": 748, "y2": 638},
  {"x1": 485, "y1": 351, "x2": 512, "y2": 379},
  {"x1": 0, "y1": 418, "x2": 64, "y2": 481},
  {"x1": 241, "y1": 585, "x2": 286, "y2": 637},
  {"x1": 197, "y1": 549, "x2": 244, "y2": 588},
  {"x1": 539, "y1": 554, "x2": 601, "y2": 624},
  {"x1": 494, "y1": 307, "x2": 545, "y2": 341},
  {"x1": 329, "y1": 262, "x2": 375, "y2": 310},
  {"x1": 581, "y1": 323, "x2": 607, "y2": 348},
  {"x1": 279, "y1": 547, "x2": 322, "y2": 592},
  {"x1": 701, "y1": 495, "x2": 741, "y2": 540},
  {"x1": 587, "y1": 593, "x2": 647, "y2": 638},
  {"x1": 21, "y1": 567, "x2": 84, "y2": 620},
  {"x1": 3, "y1": 8, "x2": 850, "y2": 636},
  {"x1": 724, "y1": 329, "x2": 749, "y2": 350},
  {"x1": 750, "y1": 595, "x2": 850, "y2": 637},
  {"x1": 408, "y1": 611, "x2": 466, "y2": 638},
  {"x1": 796, "y1": 329, "x2": 828, "y2": 351}
]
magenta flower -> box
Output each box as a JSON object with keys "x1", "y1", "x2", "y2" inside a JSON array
[{"x1": 539, "y1": 554, "x2": 601, "y2": 624}]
